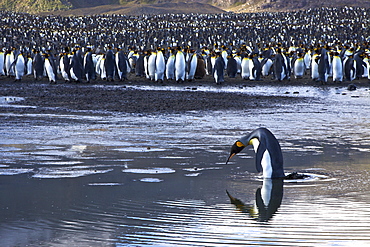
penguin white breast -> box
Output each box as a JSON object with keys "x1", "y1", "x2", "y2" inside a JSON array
[{"x1": 262, "y1": 150, "x2": 273, "y2": 178}]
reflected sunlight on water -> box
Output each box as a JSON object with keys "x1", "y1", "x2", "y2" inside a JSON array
[{"x1": 1, "y1": 85, "x2": 370, "y2": 246}]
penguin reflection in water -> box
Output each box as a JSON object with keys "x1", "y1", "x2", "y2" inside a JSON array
[{"x1": 226, "y1": 179, "x2": 283, "y2": 222}]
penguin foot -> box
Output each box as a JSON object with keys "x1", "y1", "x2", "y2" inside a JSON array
[{"x1": 284, "y1": 172, "x2": 310, "y2": 180}]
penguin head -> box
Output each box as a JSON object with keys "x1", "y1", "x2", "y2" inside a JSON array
[{"x1": 226, "y1": 141, "x2": 246, "y2": 164}]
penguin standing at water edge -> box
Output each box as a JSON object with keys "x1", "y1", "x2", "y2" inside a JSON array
[
  {"x1": 249, "y1": 54, "x2": 262, "y2": 81},
  {"x1": 226, "y1": 128, "x2": 284, "y2": 178},
  {"x1": 226, "y1": 55, "x2": 238, "y2": 78},
  {"x1": 292, "y1": 53, "x2": 305, "y2": 79},
  {"x1": 241, "y1": 54, "x2": 250, "y2": 80},
  {"x1": 155, "y1": 48, "x2": 165, "y2": 82},
  {"x1": 175, "y1": 47, "x2": 186, "y2": 83},
  {"x1": 0, "y1": 49, "x2": 5, "y2": 75},
  {"x1": 332, "y1": 52, "x2": 343, "y2": 82},
  {"x1": 186, "y1": 51, "x2": 197, "y2": 81},
  {"x1": 116, "y1": 47, "x2": 129, "y2": 81},
  {"x1": 213, "y1": 52, "x2": 225, "y2": 84},
  {"x1": 12, "y1": 51, "x2": 26, "y2": 81},
  {"x1": 105, "y1": 46, "x2": 116, "y2": 81},
  {"x1": 32, "y1": 49, "x2": 44, "y2": 81},
  {"x1": 226, "y1": 128, "x2": 309, "y2": 179},
  {"x1": 44, "y1": 54, "x2": 56, "y2": 83},
  {"x1": 165, "y1": 49, "x2": 175, "y2": 80},
  {"x1": 84, "y1": 48, "x2": 95, "y2": 82}
]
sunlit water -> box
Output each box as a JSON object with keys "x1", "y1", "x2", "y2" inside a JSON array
[{"x1": 1, "y1": 85, "x2": 370, "y2": 246}]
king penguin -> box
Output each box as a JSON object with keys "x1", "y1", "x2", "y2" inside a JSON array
[
  {"x1": 13, "y1": 52, "x2": 26, "y2": 81},
  {"x1": 84, "y1": 48, "x2": 96, "y2": 82},
  {"x1": 186, "y1": 52, "x2": 198, "y2": 81},
  {"x1": 194, "y1": 54, "x2": 206, "y2": 79},
  {"x1": 213, "y1": 52, "x2": 225, "y2": 84},
  {"x1": 241, "y1": 54, "x2": 250, "y2": 80},
  {"x1": 0, "y1": 49, "x2": 5, "y2": 76},
  {"x1": 70, "y1": 50, "x2": 83, "y2": 82},
  {"x1": 332, "y1": 52, "x2": 343, "y2": 82},
  {"x1": 261, "y1": 56, "x2": 273, "y2": 77},
  {"x1": 44, "y1": 54, "x2": 56, "y2": 83},
  {"x1": 25, "y1": 55, "x2": 33, "y2": 76},
  {"x1": 317, "y1": 47, "x2": 330, "y2": 83},
  {"x1": 311, "y1": 50, "x2": 320, "y2": 81},
  {"x1": 32, "y1": 49, "x2": 44, "y2": 81},
  {"x1": 292, "y1": 53, "x2": 305, "y2": 79},
  {"x1": 226, "y1": 55, "x2": 238, "y2": 78},
  {"x1": 147, "y1": 50, "x2": 157, "y2": 81},
  {"x1": 273, "y1": 49, "x2": 287, "y2": 81},
  {"x1": 249, "y1": 54, "x2": 262, "y2": 81},
  {"x1": 115, "y1": 48, "x2": 129, "y2": 81},
  {"x1": 343, "y1": 55, "x2": 356, "y2": 81},
  {"x1": 226, "y1": 127, "x2": 285, "y2": 178},
  {"x1": 165, "y1": 49, "x2": 175, "y2": 80},
  {"x1": 175, "y1": 47, "x2": 186, "y2": 83},
  {"x1": 155, "y1": 48, "x2": 165, "y2": 83},
  {"x1": 4, "y1": 48, "x2": 15, "y2": 76},
  {"x1": 105, "y1": 46, "x2": 115, "y2": 82},
  {"x1": 135, "y1": 51, "x2": 145, "y2": 77},
  {"x1": 59, "y1": 53, "x2": 70, "y2": 82}
]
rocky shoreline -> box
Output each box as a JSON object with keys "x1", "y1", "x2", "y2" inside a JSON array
[{"x1": 0, "y1": 75, "x2": 369, "y2": 116}]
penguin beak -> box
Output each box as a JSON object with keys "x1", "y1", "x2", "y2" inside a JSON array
[
  {"x1": 226, "y1": 153, "x2": 236, "y2": 164},
  {"x1": 226, "y1": 142, "x2": 245, "y2": 164}
]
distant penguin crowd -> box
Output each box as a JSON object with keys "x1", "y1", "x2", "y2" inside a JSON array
[{"x1": 0, "y1": 6, "x2": 369, "y2": 84}]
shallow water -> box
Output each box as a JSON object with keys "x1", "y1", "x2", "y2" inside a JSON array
[{"x1": 1, "y1": 85, "x2": 370, "y2": 246}]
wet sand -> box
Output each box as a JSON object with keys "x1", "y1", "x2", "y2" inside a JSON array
[{"x1": 1, "y1": 75, "x2": 369, "y2": 115}]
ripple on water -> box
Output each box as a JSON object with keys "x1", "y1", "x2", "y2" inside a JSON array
[
  {"x1": 0, "y1": 168, "x2": 33, "y2": 175},
  {"x1": 114, "y1": 147, "x2": 166, "y2": 152},
  {"x1": 115, "y1": 197, "x2": 370, "y2": 246},
  {"x1": 139, "y1": 178, "x2": 163, "y2": 183},
  {"x1": 88, "y1": 183, "x2": 123, "y2": 186},
  {"x1": 32, "y1": 167, "x2": 113, "y2": 179},
  {"x1": 122, "y1": 167, "x2": 175, "y2": 174}
]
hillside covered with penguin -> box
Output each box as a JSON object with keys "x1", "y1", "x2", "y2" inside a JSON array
[{"x1": 0, "y1": 0, "x2": 369, "y2": 15}]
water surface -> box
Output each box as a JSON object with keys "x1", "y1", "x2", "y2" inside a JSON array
[{"x1": 0, "y1": 85, "x2": 370, "y2": 246}]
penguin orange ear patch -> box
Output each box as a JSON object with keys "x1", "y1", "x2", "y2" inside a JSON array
[{"x1": 236, "y1": 141, "x2": 245, "y2": 147}]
